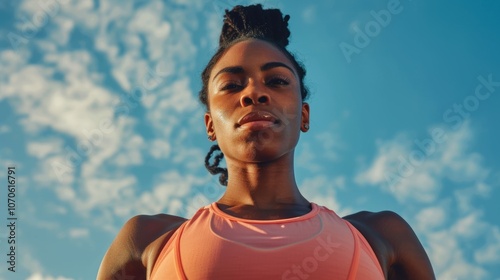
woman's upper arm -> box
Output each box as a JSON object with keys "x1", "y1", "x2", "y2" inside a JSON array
[
  {"x1": 345, "y1": 210, "x2": 435, "y2": 280},
  {"x1": 97, "y1": 214, "x2": 186, "y2": 280},
  {"x1": 380, "y1": 211, "x2": 436, "y2": 280},
  {"x1": 97, "y1": 215, "x2": 149, "y2": 280}
]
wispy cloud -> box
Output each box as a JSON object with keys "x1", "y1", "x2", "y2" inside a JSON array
[
  {"x1": 355, "y1": 121, "x2": 499, "y2": 278},
  {"x1": 20, "y1": 247, "x2": 74, "y2": 280},
  {"x1": 475, "y1": 227, "x2": 500, "y2": 265},
  {"x1": 0, "y1": 125, "x2": 10, "y2": 133},
  {"x1": 300, "y1": 175, "x2": 349, "y2": 216},
  {"x1": 426, "y1": 229, "x2": 488, "y2": 280},
  {"x1": 1, "y1": 13, "x2": 220, "y2": 280},
  {"x1": 415, "y1": 205, "x2": 447, "y2": 232},
  {"x1": 297, "y1": 129, "x2": 343, "y2": 173},
  {"x1": 301, "y1": 5, "x2": 317, "y2": 24},
  {"x1": 355, "y1": 122, "x2": 490, "y2": 203},
  {"x1": 68, "y1": 228, "x2": 90, "y2": 239},
  {"x1": 26, "y1": 273, "x2": 74, "y2": 280}
]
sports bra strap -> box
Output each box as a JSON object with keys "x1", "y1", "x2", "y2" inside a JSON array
[
  {"x1": 174, "y1": 222, "x2": 188, "y2": 280},
  {"x1": 346, "y1": 221, "x2": 361, "y2": 280}
]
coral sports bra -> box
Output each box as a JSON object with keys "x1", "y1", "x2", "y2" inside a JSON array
[{"x1": 151, "y1": 202, "x2": 385, "y2": 280}]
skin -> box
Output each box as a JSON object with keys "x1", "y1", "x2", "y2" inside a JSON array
[{"x1": 97, "y1": 39, "x2": 435, "y2": 280}]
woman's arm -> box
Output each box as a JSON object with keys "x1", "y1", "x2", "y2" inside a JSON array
[
  {"x1": 380, "y1": 211, "x2": 435, "y2": 280},
  {"x1": 97, "y1": 214, "x2": 186, "y2": 280},
  {"x1": 345, "y1": 211, "x2": 435, "y2": 280}
]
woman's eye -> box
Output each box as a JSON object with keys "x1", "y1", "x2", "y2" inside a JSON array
[
  {"x1": 266, "y1": 76, "x2": 290, "y2": 86},
  {"x1": 220, "y1": 82, "x2": 242, "y2": 91}
]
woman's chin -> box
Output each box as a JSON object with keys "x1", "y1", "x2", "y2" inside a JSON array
[{"x1": 239, "y1": 146, "x2": 290, "y2": 163}]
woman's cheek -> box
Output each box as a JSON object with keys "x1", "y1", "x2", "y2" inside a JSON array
[{"x1": 213, "y1": 108, "x2": 234, "y2": 132}]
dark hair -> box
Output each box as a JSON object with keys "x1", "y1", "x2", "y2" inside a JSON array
[{"x1": 201, "y1": 4, "x2": 309, "y2": 186}]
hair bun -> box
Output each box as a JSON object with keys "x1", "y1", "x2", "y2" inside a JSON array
[{"x1": 220, "y1": 4, "x2": 291, "y2": 48}]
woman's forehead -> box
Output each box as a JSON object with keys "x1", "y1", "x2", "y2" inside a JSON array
[{"x1": 211, "y1": 39, "x2": 294, "y2": 74}]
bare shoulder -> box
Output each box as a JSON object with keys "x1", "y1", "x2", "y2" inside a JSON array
[
  {"x1": 344, "y1": 210, "x2": 412, "y2": 237},
  {"x1": 97, "y1": 213, "x2": 187, "y2": 280},
  {"x1": 344, "y1": 210, "x2": 435, "y2": 280}
]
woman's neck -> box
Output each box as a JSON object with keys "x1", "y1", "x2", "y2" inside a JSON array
[{"x1": 218, "y1": 153, "x2": 308, "y2": 210}]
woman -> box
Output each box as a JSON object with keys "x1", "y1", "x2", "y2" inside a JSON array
[{"x1": 98, "y1": 4, "x2": 435, "y2": 279}]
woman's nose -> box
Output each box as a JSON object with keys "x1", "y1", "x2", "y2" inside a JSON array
[{"x1": 240, "y1": 82, "x2": 270, "y2": 106}]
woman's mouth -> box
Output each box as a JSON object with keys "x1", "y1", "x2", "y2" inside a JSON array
[{"x1": 237, "y1": 111, "x2": 280, "y2": 130}]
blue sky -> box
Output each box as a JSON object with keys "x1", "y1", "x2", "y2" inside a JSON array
[{"x1": 0, "y1": 0, "x2": 499, "y2": 279}]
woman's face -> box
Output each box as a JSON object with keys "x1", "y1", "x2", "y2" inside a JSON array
[{"x1": 205, "y1": 39, "x2": 309, "y2": 163}]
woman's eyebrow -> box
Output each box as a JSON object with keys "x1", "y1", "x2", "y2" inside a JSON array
[
  {"x1": 212, "y1": 61, "x2": 296, "y2": 82},
  {"x1": 212, "y1": 66, "x2": 244, "y2": 81},
  {"x1": 260, "y1": 62, "x2": 296, "y2": 75}
]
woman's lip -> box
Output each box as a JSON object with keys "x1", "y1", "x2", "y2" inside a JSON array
[
  {"x1": 238, "y1": 111, "x2": 279, "y2": 126},
  {"x1": 238, "y1": 120, "x2": 277, "y2": 130}
]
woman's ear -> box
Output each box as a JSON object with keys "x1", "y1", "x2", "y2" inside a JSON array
[
  {"x1": 205, "y1": 112, "x2": 216, "y2": 140},
  {"x1": 301, "y1": 102, "x2": 310, "y2": 132}
]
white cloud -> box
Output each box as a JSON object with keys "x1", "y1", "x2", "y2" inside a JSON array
[
  {"x1": 26, "y1": 139, "x2": 80, "y2": 189},
  {"x1": 127, "y1": 1, "x2": 171, "y2": 61},
  {"x1": 349, "y1": 20, "x2": 361, "y2": 34},
  {"x1": 202, "y1": 9, "x2": 222, "y2": 50},
  {"x1": 46, "y1": 203, "x2": 68, "y2": 215},
  {"x1": 296, "y1": 142, "x2": 323, "y2": 173},
  {"x1": 149, "y1": 77, "x2": 197, "y2": 114},
  {"x1": 415, "y1": 205, "x2": 447, "y2": 232},
  {"x1": 79, "y1": 117, "x2": 134, "y2": 179},
  {"x1": 0, "y1": 50, "x2": 30, "y2": 101},
  {"x1": 26, "y1": 273, "x2": 74, "y2": 280},
  {"x1": 297, "y1": 128, "x2": 343, "y2": 173},
  {"x1": 92, "y1": 0, "x2": 199, "y2": 98},
  {"x1": 145, "y1": 77, "x2": 199, "y2": 142},
  {"x1": 355, "y1": 123, "x2": 489, "y2": 203},
  {"x1": 356, "y1": 122, "x2": 499, "y2": 278},
  {"x1": 455, "y1": 182, "x2": 492, "y2": 213},
  {"x1": 79, "y1": 175, "x2": 137, "y2": 212},
  {"x1": 355, "y1": 132, "x2": 441, "y2": 202},
  {"x1": 355, "y1": 134, "x2": 408, "y2": 184},
  {"x1": 314, "y1": 131, "x2": 341, "y2": 161},
  {"x1": 427, "y1": 229, "x2": 487, "y2": 280},
  {"x1": 22, "y1": 254, "x2": 44, "y2": 278},
  {"x1": 130, "y1": 171, "x2": 203, "y2": 215},
  {"x1": 68, "y1": 228, "x2": 89, "y2": 239},
  {"x1": 451, "y1": 211, "x2": 488, "y2": 238},
  {"x1": 0, "y1": 125, "x2": 10, "y2": 133},
  {"x1": 112, "y1": 133, "x2": 144, "y2": 167},
  {"x1": 172, "y1": 143, "x2": 205, "y2": 170},
  {"x1": 48, "y1": 15, "x2": 74, "y2": 46},
  {"x1": 0, "y1": 1, "x2": 214, "y2": 240},
  {"x1": 475, "y1": 226, "x2": 500, "y2": 265},
  {"x1": 412, "y1": 197, "x2": 499, "y2": 279},
  {"x1": 149, "y1": 139, "x2": 171, "y2": 159},
  {"x1": 299, "y1": 175, "x2": 347, "y2": 216},
  {"x1": 27, "y1": 138, "x2": 64, "y2": 159},
  {"x1": 2, "y1": 51, "x2": 118, "y2": 141},
  {"x1": 302, "y1": 5, "x2": 316, "y2": 24},
  {"x1": 60, "y1": 0, "x2": 98, "y2": 30},
  {"x1": 21, "y1": 249, "x2": 74, "y2": 280}
]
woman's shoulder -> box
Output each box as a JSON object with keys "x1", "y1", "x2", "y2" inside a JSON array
[
  {"x1": 343, "y1": 210, "x2": 435, "y2": 280},
  {"x1": 344, "y1": 210, "x2": 408, "y2": 233},
  {"x1": 97, "y1": 213, "x2": 187, "y2": 280},
  {"x1": 125, "y1": 213, "x2": 187, "y2": 239},
  {"x1": 124, "y1": 213, "x2": 188, "y2": 254}
]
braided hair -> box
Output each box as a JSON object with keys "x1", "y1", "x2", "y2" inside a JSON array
[{"x1": 201, "y1": 4, "x2": 309, "y2": 186}]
